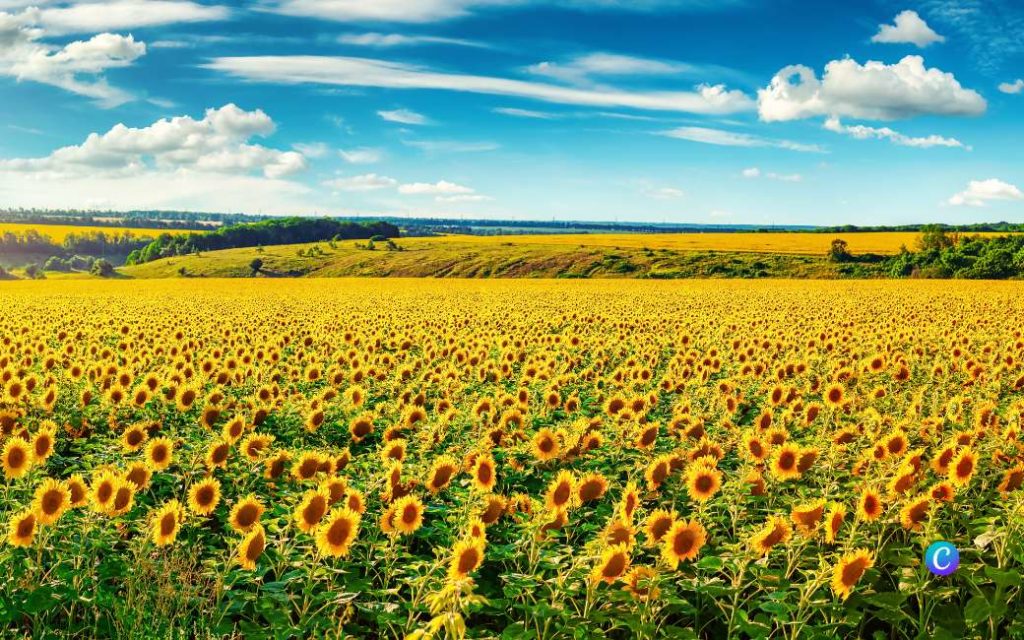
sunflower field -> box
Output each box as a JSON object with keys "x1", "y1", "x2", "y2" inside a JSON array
[{"x1": 1, "y1": 278, "x2": 1024, "y2": 639}]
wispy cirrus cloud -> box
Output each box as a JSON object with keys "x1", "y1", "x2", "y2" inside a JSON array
[
  {"x1": 659, "y1": 126, "x2": 824, "y2": 152},
  {"x1": 824, "y1": 117, "x2": 968, "y2": 149},
  {"x1": 337, "y1": 32, "x2": 488, "y2": 49},
  {"x1": 206, "y1": 55, "x2": 754, "y2": 115},
  {"x1": 29, "y1": 0, "x2": 229, "y2": 35}
]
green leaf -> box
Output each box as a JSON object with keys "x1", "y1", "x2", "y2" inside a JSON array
[
  {"x1": 983, "y1": 566, "x2": 1020, "y2": 588},
  {"x1": 963, "y1": 595, "x2": 991, "y2": 628}
]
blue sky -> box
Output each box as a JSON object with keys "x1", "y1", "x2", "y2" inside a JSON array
[{"x1": 0, "y1": 0, "x2": 1021, "y2": 225}]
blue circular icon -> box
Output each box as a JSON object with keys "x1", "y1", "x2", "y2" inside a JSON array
[{"x1": 925, "y1": 541, "x2": 959, "y2": 576}]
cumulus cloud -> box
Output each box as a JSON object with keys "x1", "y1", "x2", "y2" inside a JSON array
[
  {"x1": 948, "y1": 179, "x2": 1023, "y2": 207},
  {"x1": 378, "y1": 108, "x2": 429, "y2": 125},
  {"x1": 0, "y1": 104, "x2": 306, "y2": 179},
  {"x1": 0, "y1": 9, "x2": 145, "y2": 105},
  {"x1": 871, "y1": 10, "x2": 945, "y2": 48},
  {"x1": 999, "y1": 79, "x2": 1024, "y2": 94},
  {"x1": 206, "y1": 55, "x2": 754, "y2": 115},
  {"x1": 659, "y1": 126, "x2": 823, "y2": 152},
  {"x1": 758, "y1": 55, "x2": 985, "y2": 122},
  {"x1": 35, "y1": 1, "x2": 229, "y2": 35},
  {"x1": 324, "y1": 173, "x2": 397, "y2": 191},
  {"x1": 824, "y1": 117, "x2": 967, "y2": 149},
  {"x1": 398, "y1": 180, "x2": 475, "y2": 195},
  {"x1": 338, "y1": 147, "x2": 383, "y2": 164}
]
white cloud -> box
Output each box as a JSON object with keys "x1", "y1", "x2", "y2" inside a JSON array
[
  {"x1": 948, "y1": 179, "x2": 1023, "y2": 207},
  {"x1": 999, "y1": 79, "x2": 1024, "y2": 94},
  {"x1": 403, "y1": 139, "x2": 499, "y2": 153},
  {"x1": 493, "y1": 106, "x2": 558, "y2": 119},
  {"x1": 206, "y1": 55, "x2": 755, "y2": 115},
  {"x1": 378, "y1": 108, "x2": 429, "y2": 125},
  {"x1": 659, "y1": 126, "x2": 823, "y2": 152},
  {"x1": 526, "y1": 52, "x2": 693, "y2": 85},
  {"x1": 758, "y1": 55, "x2": 986, "y2": 122},
  {"x1": 324, "y1": 173, "x2": 397, "y2": 191},
  {"x1": 643, "y1": 186, "x2": 684, "y2": 199},
  {"x1": 0, "y1": 9, "x2": 145, "y2": 106},
  {"x1": 436, "y1": 193, "x2": 492, "y2": 202},
  {"x1": 741, "y1": 167, "x2": 801, "y2": 181},
  {"x1": 338, "y1": 147, "x2": 383, "y2": 164},
  {"x1": 293, "y1": 142, "x2": 330, "y2": 158},
  {"x1": 266, "y1": 0, "x2": 745, "y2": 24},
  {"x1": 337, "y1": 32, "x2": 485, "y2": 48},
  {"x1": 0, "y1": 104, "x2": 306, "y2": 179},
  {"x1": 823, "y1": 116, "x2": 967, "y2": 149},
  {"x1": 398, "y1": 180, "x2": 474, "y2": 195},
  {"x1": 871, "y1": 10, "x2": 945, "y2": 48},
  {"x1": 36, "y1": 1, "x2": 229, "y2": 35}
]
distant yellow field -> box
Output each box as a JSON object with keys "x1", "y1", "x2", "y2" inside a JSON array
[
  {"x1": 0, "y1": 222, "x2": 198, "y2": 242},
  {"x1": 431, "y1": 231, "x2": 1015, "y2": 255}
]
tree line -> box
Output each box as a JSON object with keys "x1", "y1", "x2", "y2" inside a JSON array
[{"x1": 126, "y1": 218, "x2": 400, "y2": 265}]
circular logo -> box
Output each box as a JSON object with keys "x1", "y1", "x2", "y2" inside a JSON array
[{"x1": 925, "y1": 541, "x2": 959, "y2": 576}]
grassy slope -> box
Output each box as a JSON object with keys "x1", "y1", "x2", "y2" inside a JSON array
[{"x1": 119, "y1": 236, "x2": 888, "y2": 279}]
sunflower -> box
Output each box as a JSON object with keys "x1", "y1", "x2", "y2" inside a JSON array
[
  {"x1": 824, "y1": 505, "x2": 845, "y2": 544},
  {"x1": 592, "y1": 544, "x2": 631, "y2": 585},
  {"x1": 320, "y1": 476, "x2": 348, "y2": 505},
  {"x1": 90, "y1": 469, "x2": 119, "y2": 513},
  {"x1": 644, "y1": 455, "x2": 673, "y2": 492},
  {"x1": 899, "y1": 495, "x2": 931, "y2": 531},
  {"x1": 618, "y1": 481, "x2": 641, "y2": 522},
  {"x1": 823, "y1": 383, "x2": 846, "y2": 409},
  {"x1": 151, "y1": 499, "x2": 185, "y2": 546},
  {"x1": 188, "y1": 477, "x2": 221, "y2": 516},
  {"x1": 294, "y1": 488, "x2": 330, "y2": 534},
  {"x1": 479, "y1": 494, "x2": 506, "y2": 525},
  {"x1": 748, "y1": 516, "x2": 791, "y2": 557},
  {"x1": 425, "y1": 455, "x2": 458, "y2": 494},
  {"x1": 121, "y1": 423, "x2": 148, "y2": 452},
  {"x1": 345, "y1": 488, "x2": 367, "y2": 515},
  {"x1": 1, "y1": 437, "x2": 33, "y2": 480},
  {"x1": 392, "y1": 495, "x2": 425, "y2": 535},
  {"x1": 643, "y1": 508, "x2": 676, "y2": 545},
  {"x1": 32, "y1": 477, "x2": 71, "y2": 526},
  {"x1": 205, "y1": 438, "x2": 231, "y2": 470},
  {"x1": 316, "y1": 507, "x2": 360, "y2": 558},
  {"x1": 107, "y1": 479, "x2": 136, "y2": 517},
  {"x1": 66, "y1": 473, "x2": 89, "y2": 508},
  {"x1": 831, "y1": 549, "x2": 874, "y2": 600},
  {"x1": 144, "y1": 437, "x2": 174, "y2": 471},
  {"x1": 661, "y1": 519, "x2": 707, "y2": 568},
  {"x1": 124, "y1": 462, "x2": 152, "y2": 490},
  {"x1": 466, "y1": 517, "x2": 487, "y2": 541},
  {"x1": 31, "y1": 423, "x2": 57, "y2": 462},
  {"x1": 292, "y1": 451, "x2": 323, "y2": 482},
  {"x1": 531, "y1": 427, "x2": 560, "y2": 462},
  {"x1": 240, "y1": 433, "x2": 273, "y2": 461},
  {"x1": 381, "y1": 439, "x2": 406, "y2": 464},
  {"x1": 471, "y1": 453, "x2": 497, "y2": 493},
  {"x1": 264, "y1": 450, "x2": 291, "y2": 480},
  {"x1": 685, "y1": 464, "x2": 722, "y2": 502},
  {"x1": 229, "y1": 494, "x2": 265, "y2": 534},
  {"x1": 930, "y1": 481, "x2": 955, "y2": 503},
  {"x1": 6, "y1": 509, "x2": 36, "y2": 547},
  {"x1": 577, "y1": 472, "x2": 609, "y2": 503},
  {"x1": 770, "y1": 443, "x2": 802, "y2": 481},
  {"x1": 948, "y1": 448, "x2": 977, "y2": 487},
  {"x1": 790, "y1": 499, "x2": 825, "y2": 536},
  {"x1": 237, "y1": 524, "x2": 266, "y2": 570},
  {"x1": 623, "y1": 566, "x2": 660, "y2": 601},
  {"x1": 349, "y1": 414, "x2": 374, "y2": 443},
  {"x1": 544, "y1": 470, "x2": 577, "y2": 513},
  {"x1": 741, "y1": 431, "x2": 769, "y2": 462},
  {"x1": 998, "y1": 465, "x2": 1024, "y2": 495},
  {"x1": 448, "y1": 537, "x2": 485, "y2": 581},
  {"x1": 603, "y1": 517, "x2": 636, "y2": 547},
  {"x1": 857, "y1": 488, "x2": 884, "y2": 522}
]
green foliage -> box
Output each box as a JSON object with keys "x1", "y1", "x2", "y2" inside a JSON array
[
  {"x1": 90, "y1": 259, "x2": 115, "y2": 277},
  {"x1": 130, "y1": 218, "x2": 400, "y2": 265},
  {"x1": 887, "y1": 233, "x2": 1024, "y2": 279},
  {"x1": 827, "y1": 238, "x2": 852, "y2": 262}
]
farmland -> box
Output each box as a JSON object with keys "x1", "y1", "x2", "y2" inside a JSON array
[
  {"x1": 1, "y1": 278, "x2": 1023, "y2": 638},
  {"x1": 0, "y1": 223, "x2": 199, "y2": 242}
]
